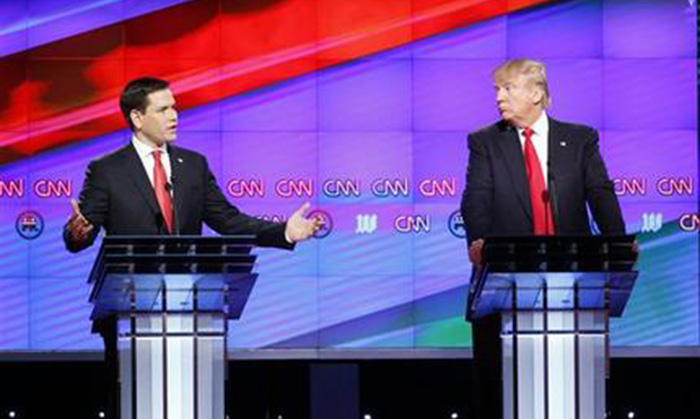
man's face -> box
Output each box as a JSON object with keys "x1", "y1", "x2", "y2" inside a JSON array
[
  {"x1": 494, "y1": 74, "x2": 540, "y2": 128},
  {"x1": 132, "y1": 88, "x2": 178, "y2": 145}
]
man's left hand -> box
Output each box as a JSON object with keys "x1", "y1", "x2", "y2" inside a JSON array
[{"x1": 285, "y1": 202, "x2": 324, "y2": 243}]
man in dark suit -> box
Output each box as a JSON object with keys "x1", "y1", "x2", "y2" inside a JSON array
[
  {"x1": 65, "y1": 77, "x2": 321, "y2": 251},
  {"x1": 460, "y1": 59, "x2": 626, "y2": 418},
  {"x1": 64, "y1": 77, "x2": 322, "y2": 417}
]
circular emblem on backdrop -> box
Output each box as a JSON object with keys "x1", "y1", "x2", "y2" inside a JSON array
[
  {"x1": 308, "y1": 209, "x2": 333, "y2": 239},
  {"x1": 448, "y1": 210, "x2": 467, "y2": 239},
  {"x1": 16, "y1": 210, "x2": 44, "y2": 240}
]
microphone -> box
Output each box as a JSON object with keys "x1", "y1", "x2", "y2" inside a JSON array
[
  {"x1": 546, "y1": 160, "x2": 559, "y2": 234},
  {"x1": 165, "y1": 176, "x2": 180, "y2": 236},
  {"x1": 155, "y1": 211, "x2": 166, "y2": 236}
]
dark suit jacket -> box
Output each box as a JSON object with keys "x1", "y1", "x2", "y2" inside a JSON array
[
  {"x1": 460, "y1": 117, "x2": 625, "y2": 244},
  {"x1": 63, "y1": 142, "x2": 292, "y2": 252}
]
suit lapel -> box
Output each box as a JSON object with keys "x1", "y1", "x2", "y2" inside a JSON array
[
  {"x1": 547, "y1": 118, "x2": 566, "y2": 228},
  {"x1": 547, "y1": 118, "x2": 565, "y2": 179},
  {"x1": 494, "y1": 123, "x2": 533, "y2": 221},
  {"x1": 168, "y1": 145, "x2": 185, "y2": 225},
  {"x1": 124, "y1": 143, "x2": 161, "y2": 218}
]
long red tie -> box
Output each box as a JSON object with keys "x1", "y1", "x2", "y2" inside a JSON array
[
  {"x1": 523, "y1": 127, "x2": 554, "y2": 235},
  {"x1": 153, "y1": 150, "x2": 173, "y2": 234}
]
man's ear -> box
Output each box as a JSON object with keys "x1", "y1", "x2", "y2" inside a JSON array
[
  {"x1": 528, "y1": 83, "x2": 542, "y2": 103},
  {"x1": 530, "y1": 86, "x2": 544, "y2": 106},
  {"x1": 130, "y1": 109, "x2": 142, "y2": 130}
]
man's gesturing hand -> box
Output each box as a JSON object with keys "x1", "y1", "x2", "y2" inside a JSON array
[
  {"x1": 67, "y1": 199, "x2": 94, "y2": 243},
  {"x1": 285, "y1": 202, "x2": 324, "y2": 243}
]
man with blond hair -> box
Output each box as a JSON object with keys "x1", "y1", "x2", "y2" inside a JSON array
[{"x1": 460, "y1": 59, "x2": 625, "y2": 418}]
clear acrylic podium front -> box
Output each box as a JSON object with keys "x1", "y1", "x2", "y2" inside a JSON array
[
  {"x1": 88, "y1": 236, "x2": 258, "y2": 419},
  {"x1": 467, "y1": 236, "x2": 638, "y2": 419}
]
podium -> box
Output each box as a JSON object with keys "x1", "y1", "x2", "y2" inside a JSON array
[
  {"x1": 467, "y1": 236, "x2": 638, "y2": 419},
  {"x1": 88, "y1": 236, "x2": 258, "y2": 419}
]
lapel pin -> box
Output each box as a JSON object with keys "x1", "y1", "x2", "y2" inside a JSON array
[
  {"x1": 177, "y1": 158, "x2": 183, "y2": 163},
  {"x1": 560, "y1": 141, "x2": 567, "y2": 147}
]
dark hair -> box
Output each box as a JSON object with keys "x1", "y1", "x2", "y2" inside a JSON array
[{"x1": 119, "y1": 77, "x2": 170, "y2": 131}]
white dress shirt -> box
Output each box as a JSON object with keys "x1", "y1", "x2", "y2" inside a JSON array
[
  {"x1": 131, "y1": 135, "x2": 172, "y2": 187},
  {"x1": 517, "y1": 111, "x2": 549, "y2": 180}
]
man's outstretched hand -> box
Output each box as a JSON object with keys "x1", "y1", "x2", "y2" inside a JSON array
[
  {"x1": 67, "y1": 199, "x2": 93, "y2": 243},
  {"x1": 285, "y1": 202, "x2": 324, "y2": 243}
]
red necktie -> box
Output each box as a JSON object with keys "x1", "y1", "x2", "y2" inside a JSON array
[
  {"x1": 523, "y1": 127, "x2": 554, "y2": 235},
  {"x1": 153, "y1": 150, "x2": 173, "y2": 233}
]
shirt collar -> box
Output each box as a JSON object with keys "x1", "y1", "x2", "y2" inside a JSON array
[
  {"x1": 517, "y1": 110, "x2": 549, "y2": 137},
  {"x1": 131, "y1": 134, "x2": 168, "y2": 159}
]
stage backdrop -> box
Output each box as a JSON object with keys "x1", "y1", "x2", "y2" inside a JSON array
[{"x1": 0, "y1": 0, "x2": 697, "y2": 354}]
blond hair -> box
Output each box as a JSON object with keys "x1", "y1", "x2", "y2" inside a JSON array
[{"x1": 494, "y1": 59, "x2": 552, "y2": 108}]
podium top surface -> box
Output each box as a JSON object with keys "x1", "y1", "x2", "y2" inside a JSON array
[
  {"x1": 89, "y1": 235, "x2": 257, "y2": 283},
  {"x1": 88, "y1": 235, "x2": 259, "y2": 320},
  {"x1": 97, "y1": 235, "x2": 256, "y2": 257},
  {"x1": 467, "y1": 235, "x2": 639, "y2": 320},
  {"x1": 482, "y1": 235, "x2": 637, "y2": 272}
]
